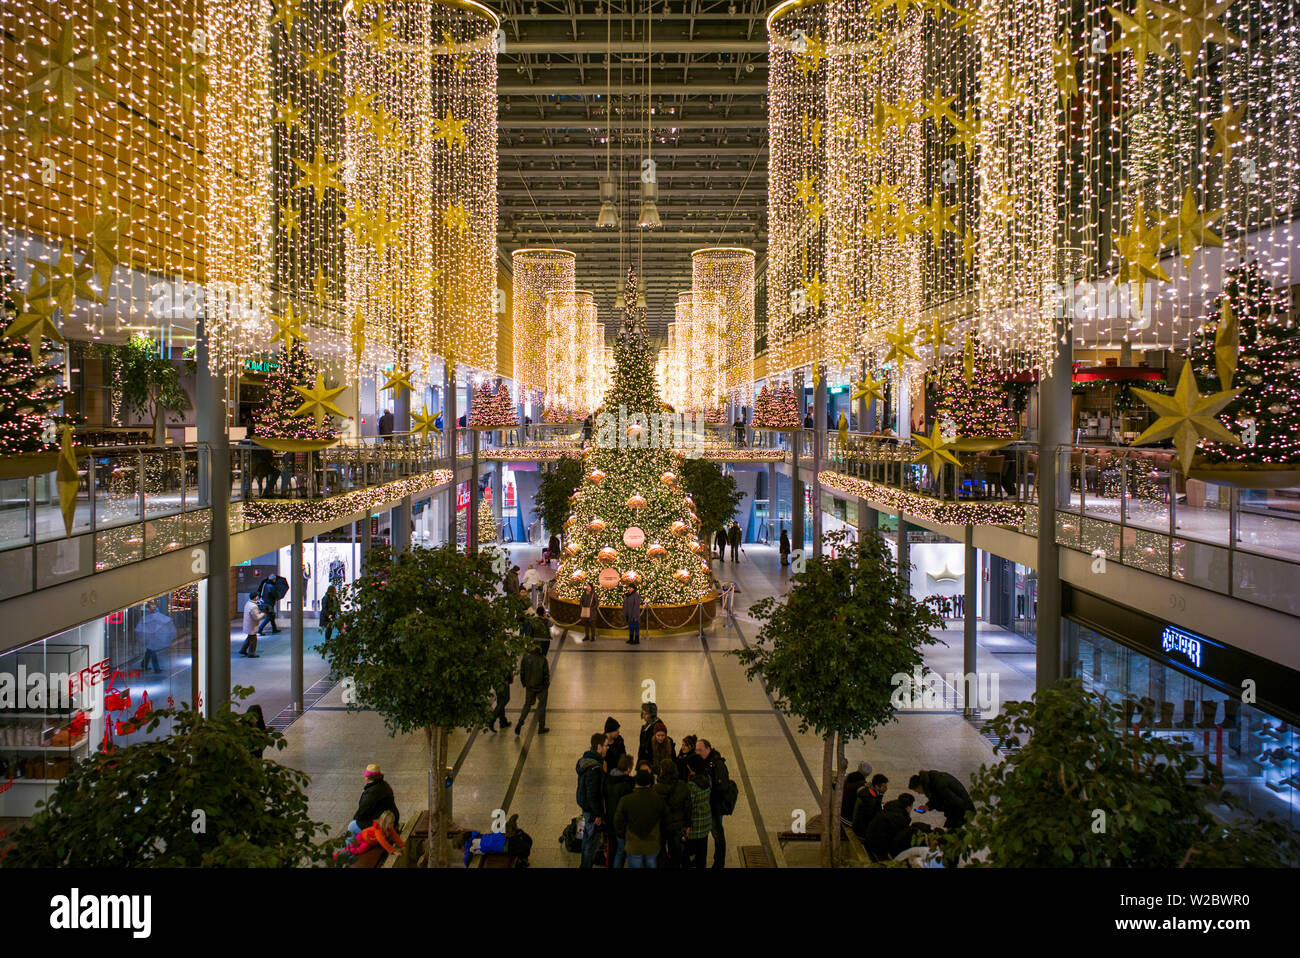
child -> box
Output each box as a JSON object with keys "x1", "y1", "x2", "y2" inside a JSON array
[{"x1": 338, "y1": 810, "x2": 404, "y2": 861}]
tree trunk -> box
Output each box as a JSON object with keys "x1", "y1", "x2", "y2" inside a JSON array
[
  {"x1": 436, "y1": 725, "x2": 451, "y2": 868},
  {"x1": 425, "y1": 726, "x2": 436, "y2": 868},
  {"x1": 820, "y1": 734, "x2": 833, "y2": 868},
  {"x1": 830, "y1": 731, "x2": 846, "y2": 867}
]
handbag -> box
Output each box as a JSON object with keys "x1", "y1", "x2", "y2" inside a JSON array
[{"x1": 580, "y1": 607, "x2": 591, "y2": 619}]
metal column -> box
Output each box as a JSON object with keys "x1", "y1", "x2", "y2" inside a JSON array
[
  {"x1": 1035, "y1": 323, "x2": 1073, "y2": 688},
  {"x1": 393, "y1": 389, "x2": 411, "y2": 552},
  {"x1": 445, "y1": 360, "x2": 458, "y2": 546},
  {"x1": 196, "y1": 316, "x2": 230, "y2": 716},
  {"x1": 896, "y1": 517, "x2": 909, "y2": 586},
  {"x1": 812, "y1": 363, "x2": 826, "y2": 556},
  {"x1": 963, "y1": 525, "x2": 978, "y2": 716},
  {"x1": 291, "y1": 522, "x2": 304, "y2": 713},
  {"x1": 766, "y1": 461, "x2": 777, "y2": 544}
]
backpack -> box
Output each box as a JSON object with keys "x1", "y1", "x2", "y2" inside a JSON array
[
  {"x1": 272, "y1": 576, "x2": 290, "y2": 601},
  {"x1": 507, "y1": 829, "x2": 533, "y2": 864},
  {"x1": 560, "y1": 817, "x2": 584, "y2": 854},
  {"x1": 717, "y1": 778, "x2": 740, "y2": 816}
]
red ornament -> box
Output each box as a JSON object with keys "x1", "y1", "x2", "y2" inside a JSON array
[
  {"x1": 626, "y1": 493, "x2": 648, "y2": 510},
  {"x1": 597, "y1": 547, "x2": 618, "y2": 564}
]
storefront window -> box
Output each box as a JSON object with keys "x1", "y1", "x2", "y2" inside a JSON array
[
  {"x1": 0, "y1": 588, "x2": 196, "y2": 817},
  {"x1": 1069, "y1": 620, "x2": 1298, "y2": 831}
]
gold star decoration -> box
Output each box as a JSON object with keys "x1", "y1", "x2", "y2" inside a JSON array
[
  {"x1": 269, "y1": 303, "x2": 307, "y2": 348},
  {"x1": 792, "y1": 31, "x2": 827, "y2": 74},
  {"x1": 882, "y1": 316, "x2": 920, "y2": 367},
  {"x1": 991, "y1": 63, "x2": 1024, "y2": 109},
  {"x1": 292, "y1": 373, "x2": 347, "y2": 428},
  {"x1": 271, "y1": 0, "x2": 304, "y2": 33},
  {"x1": 801, "y1": 112, "x2": 823, "y2": 149},
  {"x1": 803, "y1": 272, "x2": 827, "y2": 311},
  {"x1": 910, "y1": 423, "x2": 961, "y2": 474},
  {"x1": 368, "y1": 209, "x2": 402, "y2": 259},
  {"x1": 947, "y1": 112, "x2": 981, "y2": 159},
  {"x1": 292, "y1": 148, "x2": 345, "y2": 203},
  {"x1": 962, "y1": 330, "x2": 976, "y2": 382},
  {"x1": 351, "y1": 307, "x2": 366, "y2": 369},
  {"x1": 1108, "y1": 0, "x2": 1175, "y2": 83},
  {"x1": 366, "y1": 9, "x2": 396, "y2": 53},
  {"x1": 342, "y1": 202, "x2": 370, "y2": 244},
  {"x1": 1131, "y1": 361, "x2": 1239, "y2": 474},
  {"x1": 280, "y1": 203, "x2": 301, "y2": 238},
  {"x1": 432, "y1": 110, "x2": 468, "y2": 151},
  {"x1": 2, "y1": 103, "x2": 74, "y2": 150},
  {"x1": 56, "y1": 425, "x2": 78, "y2": 537},
  {"x1": 960, "y1": 229, "x2": 978, "y2": 269},
  {"x1": 3, "y1": 294, "x2": 63, "y2": 361},
  {"x1": 805, "y1": 195, "x2": 826, "y2": 228},
  {"x1": 1160, "y1": 187, "x2": 1223, "y2": 261},
  {"x1": 343, "y1": 90, "x2": 376, "y2": 123},
  {"x1": 411, "y1": 405, "x2": 441, "y2": 441},
  {"x1": 301, "y1": 43, "x2": 339, "y2": 82},
  {"x1": 77, "y1": 190, "x2": 126, "y2": 289},
  {"x1": 440, "y1": 30, "x2": 471, "y2": 73},
  {"x1": 794, "y1": 175, "x2": 818, "y2": 205},
  {"x1": 1115, "y1": 200, "x2": 1170, "y2": 287},
  {"x1": 443, "y1": 200, "x2": 470, "y2": 236},
  {"x1": 369, "y1": 108, "x2": 408, "y2": 153},
  {"x1": 28, "y1": 243, "x2": 102, "y2": 318},
  {"x1": 21, "y1": 22, "x2": 112, "y2": 124},
  {"x1": 275, "y1": 99, "x2": 303, "y2": 128},
  {"x1": 1052, "y1": 34, "x2": 1078, "y2": 101},
  {"x1": 1150, "y1": 0, "x2": 1241, "y2": 79},
  {"x1": 920, "y1": 91, "x2": 958, "y2": 129},
  {"x1": 1209, "y1": 99, "x2": 1245, "y2": 162},
  {"x1": 920, "y1": 314, "x2": 954, "y2": 353},
  {"x1": 921, "y1": 189, "x2": 960, "y2": 245},
  {"x1": 382, "y1": 367, "x2": 414, "y2": 396},
  {"x1": 852, "y1": 372, "x2": 886, "y2": 405},
  {"x1": 1213, "y1": 300, "x2": 1238, "y2": 389}
]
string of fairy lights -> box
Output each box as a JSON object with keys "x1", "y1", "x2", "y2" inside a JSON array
[
  {"x1": 692, "y1": 247, "x2": 756, "y2": 408},
  {"x1": 545, "y1": 288, "x2": 603, "y2": 419},
  {"x1": 512, "y1": 248, "x2": 576, "y2": 397}
]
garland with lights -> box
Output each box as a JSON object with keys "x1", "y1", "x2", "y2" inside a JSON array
[
  {"x1": 819, "y1": 470, "x2": 1025, "y2": 527},
  {"x1": 241, "y1": 468, "x2": 452, "y2": 524},
  {"x1": 552, "y1": 270, "x2": 712, "y2": 607}
]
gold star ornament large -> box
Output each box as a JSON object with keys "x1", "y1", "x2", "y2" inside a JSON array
[
  {"x1": 910, "y1": 423, "x2": 961, "y2": 474},
  {"x1": 411, "y1": 405, "x2": 441, "y2": 441},
  {"x1": 382, "y1": 367, "x2": 414, "y2": 395},
  {"x1": 3, "y1": 294, "x2": 64, "y2": 361},
  {"x1": 1131, "y1": 361, "x2": 1239, "y2": 474},
  {"x1": 292, "y1": 373, "x2": 347, "y2": 427},
  {"x1": 1161, "y1": 187, "x2": 1223, "y2": 261},
  {"x1": 56, "y1": 425, "x2": 79, "y2": 537},
  {"x1": 882, "y1": 317, "x2": 920, "y2": 366},
  {"x1": 270, "y1": 303, "x2": 307, "y2": 348},
  {"x1": 851, "y1": 372, "x2": 886, "y2": 405},
  {"x1": 1213, "y1": 300, "x2": 1238, "y2": 389}
]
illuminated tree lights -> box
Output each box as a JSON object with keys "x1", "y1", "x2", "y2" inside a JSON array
[{"x1": 252, "y1": 339, "x2": 339, "y2": 442}]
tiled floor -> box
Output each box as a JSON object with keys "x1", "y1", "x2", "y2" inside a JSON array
[{"x1": 275, "y1": 543, "x2": 997, "y2": 867}]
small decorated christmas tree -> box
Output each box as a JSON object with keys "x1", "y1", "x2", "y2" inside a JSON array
[
  {"x1": 930, "y1": 351, "x2": 1017, "y2": 438},
  {"x1": 1186, "y1": 261, "x2": 1299, "y2": 466},
  {"x1": 0, "y1": 260, "x2": 70, "y2": 454},
  {"x1": 753, "y1": 380, "x2": 801, "y2": 429},
  {"x1": 467, "y1": 381, "x2": 519, "y2": 429},
  {"x1": 251, "y1": 340, "x2": 338, "y2": 442},
  {"x1": 477, "y1": 495, "x2": 497, "y2": 543}
]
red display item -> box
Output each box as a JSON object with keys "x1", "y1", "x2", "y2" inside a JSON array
[{"x1": 104, "y1": 688, "x2": 131, "y2": 713}]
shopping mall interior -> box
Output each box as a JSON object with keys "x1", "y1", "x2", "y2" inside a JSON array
[{"x1": 0, "y1": 0, "x2": 1298, "y2": 884}]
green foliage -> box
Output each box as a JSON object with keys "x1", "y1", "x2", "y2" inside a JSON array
[
  {"x1": 734, "y1": 529, "x2": 942, "y2": 739},
  {"x1": 532, "y1": 457, "x2": 585, "y2": 542},
  {"x1": 101, "y1": 335, "x2": 190, "y2": 430},
  {"x1": 321, "y1": 544, "x2": 530, "y2": 736},
  {"x1": 947, "y1": 679, "x2": 1300, "y2": 868},
  {"x1": 2, "y1": 688, "x2": 334, "y2": 868},
  {"x1": 679, "y1": 458, "x2": 744, "y2": 542}
]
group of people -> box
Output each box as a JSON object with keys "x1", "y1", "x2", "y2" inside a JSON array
[
  {"x1": 712, "y1": 520, "x2": 743, "y2": 563},
  {"x1": 840, "y1": 764, "x2": 975, "y2": 865},
  {"x1": 237, "y1": 573, "x2": 290, "y2": 658},
  {"x1": 575, "y1": 704, "x2": 738, "y2": 868}
]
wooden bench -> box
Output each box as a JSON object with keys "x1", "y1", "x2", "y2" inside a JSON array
[{"x1": 740, "y1": 845, "x2": 773, "y2": 868}]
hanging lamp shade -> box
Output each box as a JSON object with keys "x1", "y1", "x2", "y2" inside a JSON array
[
  {"x1": 637, "y1": 180, "x2": 661, "y2": 229},
  {"x1": 597, "y1": 179, "x2": 620, "y2": 228}
]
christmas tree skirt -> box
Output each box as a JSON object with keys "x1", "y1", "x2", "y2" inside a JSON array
[
  {"x1": 1186, "y1": 460, "x2": 1300, "y2": 489},
  {"x1": 549, "y1": 591, "x2": 719, "y2": 633}
]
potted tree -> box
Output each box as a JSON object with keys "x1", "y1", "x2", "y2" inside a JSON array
[{"x1": 102, "y1": 335, "x2": 190, "y2": 444}]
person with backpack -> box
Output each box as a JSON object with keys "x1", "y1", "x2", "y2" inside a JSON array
[
  {"x1": 696, "y1": 738, "x2": 737, "y2": 868},
  {"x1": 684, "y1": 755, "x2": 712, "y2": 869},
  {"x1": 575, "y1": 733, "x2": 607, "y2": 868},
  {"x1": 514, "y1": 641, "x2": 550, "y2": 735},
  {"x1": 614, "y1": 768, "x2": 667, "y2": 868},
  {"x1": 255, "y1": 575, "x2": 280, "y2": 635},
  {"x1": 653, "y1": 759, "x2": 691, "y2": 868}
]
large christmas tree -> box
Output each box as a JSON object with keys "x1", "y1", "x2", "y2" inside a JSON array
[
  {"x1": 251, "y1": 340, "x2": 338, "y2": 442},
  {"x1": 929, "y1": 349, "x2": 1017, "y2": 438},
  {"x1": 1186, "y1": 261, "x2": 1299, "y2": 465},
  {"x1": 0, "y1": 259, "x2": 69, "y2": 454},
  {"x1": 553, "y1": 269, "x2": 711, "y2": 608}
]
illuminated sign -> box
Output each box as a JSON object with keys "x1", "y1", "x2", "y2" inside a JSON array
[{"x1": 1160, "y1": 626, "x2": 1203, "y2": 670}]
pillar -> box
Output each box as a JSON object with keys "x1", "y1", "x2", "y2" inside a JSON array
[
  {"x1": 767, "y1": 461, "x2": 777, "y2": 543},
  {"x1": 896, "y1": 516, "x2": 909, "y2": 587},
  {"x1": 791, "y1": 443, "x2": 804, "y2": 553},
  {"x1": 445, "y1": 359, "x2": 458, "y2": 546},
  {"x1": 291, "y1": 522, "x2": 304, "y2": 713},
  {"x1": 393, "y1": 389, "x2": 411, "y2": 552},
  {"x1": 964, "y1": 525, "x2": 978, "y2": 716},
  {"x1": 812, "y1": 363, "x2": 826, "y2": 557},
  {"x1": 1036, "y1": 324, "x2": 1073, "y2": 688},
  {"x1": 196, "y1": 315, "x2": 230, "y2": 716},
  {"x1": 358, "y1": 515, "x2": 371, "y2": 570},
  {"x1": 467, "y1": 383, "x2": 478, "y2": 554}
]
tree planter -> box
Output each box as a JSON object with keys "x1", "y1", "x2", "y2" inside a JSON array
[
  {"x1": 548, "y1": 589, "x2": 719, "y2": 633},
  {"x1": 1186, "y1": 460, "x2": 1300, "y2": 489},
  {"x1": 249, "y1": 437, "x2": 340, "y2": 453}
]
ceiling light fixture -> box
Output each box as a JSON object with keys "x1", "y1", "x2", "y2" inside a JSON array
[{"x1": 596, "y1": 1, "x2": 619, "y2": 229}]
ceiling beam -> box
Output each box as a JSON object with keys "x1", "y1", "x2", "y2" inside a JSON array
[
  {"x1": 498, "y1": 82, "x2": 766, "y2": 95},
  {"x1": 500, "y1": 41, "x2": 767, "y2": 53},
  {"x1": 498, "y1": 117, "x2": 766, "y2": 129}
]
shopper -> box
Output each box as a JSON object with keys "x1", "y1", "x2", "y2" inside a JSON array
[
  {"x1": 623, "y1": 582, "x2": 642, "y2": 645},
  {"x1": 488, "y1": 659, "x2": 512, "y2": 733},
  {"x1": 840, "y1": 760, "x2": 872, "y2": 821},
  {"x1": 649, "y1": 720, "x2": 676, "y2": 773},
  {"x1": 908, "y1": 769, "x2": 975, "y2": 829},
  {"x1": 547, "y1": 533, "x2": 561, "y2": 565},
  {"x1": 780, "y1": 528, "x2": 790, "y2": 566},
  {"x1": 675, "y1": 733, "x2": 698, "y2": 783},
  {"x1": 514, "y1": 641, "x2": 550, "y2": 735},
  {"x1": 239, "y1": 595, "x2": 262, "y2": 658},
  {"x1": 864, "y1": 793, "x2": 918, "y2": 861},
  {"x1": 605, "y1": 754, "x2": 636, "y2": 867},
  {"x1": 603, "y1": 716, "x2": 627, "y2": 772},
  {"x1": 653, "y1": 759, "x2": 691, "y2": 868},
  {"x1": 378, "y1": 408, "x2": 394, "y2": 439},
  {"x1": 504, "y1": 564, "x2": 521, "y2": 597},
  {"x1": 696, "y1": 738, "x2": 736, "y2": 868},
  {"x1": 727, "y1": 520, "x2": 742, "y2": 562},
  {"x1": 636, "y1": 702, "x2": 659, "y2": 766},
  {"x1": 533, "y1": 603, "x2": 554, "y2": 655},
  {"x1": 135, "y1": 599, "x2": 175, "y2": 675},
  {"x1": 852, "y1": 774, "x2": 889, "y2": 841},
  {"x1": 579, "y1": 581, "x2": 598, "y2": 642},
  {"x1": 256, "y1": 574, "x2": 288, "y2": 635},
  {"x1": 575, "y1": 733, "x2": 607, "y2": 868},
  {"x1": 714, "y1": 526, "x2": 728, "y2": 562},
  {"x1": 246, "y1": 704, "x2": 268, "y2": 759},
  {"x1": 319, "y1": 584, "x2": 340, "y2": 643},
  {"x1": 615, "y1": 768, "x2": 667, "y2": 868},
  {"x1": 348, "y1": 763, "x2": 399, "y2": 837},
  {"x1": 684, "y1": 756, "x2": 712, "y2": 869}
]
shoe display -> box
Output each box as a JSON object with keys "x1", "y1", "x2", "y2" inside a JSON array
[
  {"x1": 1154, "y1": 701, "x2": 1175, "y2": 729},
  {"x1": 1175, "y1": 699, "x2": 1196, "y2": 729},
  {"x1": 1196, "y1": 700, "x2": 1219, "y2": 729}
]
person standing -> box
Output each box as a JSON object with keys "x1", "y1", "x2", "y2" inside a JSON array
[
  {"x1": 575, "y1": 733, "x2": 607, "y2": 868},
  {"x1": 636, "y1": 702, "x2": 659, "y2": 766},
  {"x1": 547, "y1": 533, "x2": 561, "y2": 566},
  {"x1": 319, "y1": 584, "x2": 340, "y2": 643},
  {"x1": 714, "y1": 526, "x2": 728, "y2": 562},
  {"x1": 348, "y1": 763, "x2": 399, "y2": 837},
  {"x1": 603, "y1": 716, "x2": 627, "y2": 772},
  {"x1": 489, "y1": 659, "x2": 512, "y2": 733},
  {"x1": 908, "y1": 770, "x2": 975, "y2": 829},
  {"x1": 378, "y1": 408, "x2": 394, "y2": 439},
  {"x1": 604, "y1": 754, "x2": 635, "y2": 867},
  {"x1": 696, "y1": 738, "x2": 735, "y2": 868},
  {"x1": 780, "y1": 528, "x2": 791, "y2": 567},
  {"x1": 239, "y1": 595, "x2": 262, "y2": 658},
  {"x1": 653, "y1": 759, "x2": 690, "y2": 867},
  {"x1": 684, "y1": 757, "x2": 712, "y2": 869},
  {"x1": 615, "y1": 768, "x2": 667, "y2": 868},
  {"x1": 649, "y1": 720, "x2": 675, "y2": 773},
  {"x1": 136, "y1": 599, "x2": 176, "y2": 674},
  {"x1": 623, "y1": 582, "x2": 642, "y2": 645},
  {"x1": 579, "y1": 581, "x2": 598, "y2": 642},
  {"x1": 515, "y1": 641, "x2": 550, "y2": 735},
  {"x1": 727, "y1": 520, "x2": 742, "y2": 563},
  {"x1": 504, "y1": 564, "x2": 520, "y2": 597},
  {"x1": 675, "y1": 733, "x2": 697, "y2": 783}
]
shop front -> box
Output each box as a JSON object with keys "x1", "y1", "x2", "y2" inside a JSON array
[
  {"x1": 1065, "y1": 586, "x2": 1300, "y2": 830},
  {"x1": 0, "y1": 588, "x2": 197, "y2": 817}
]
